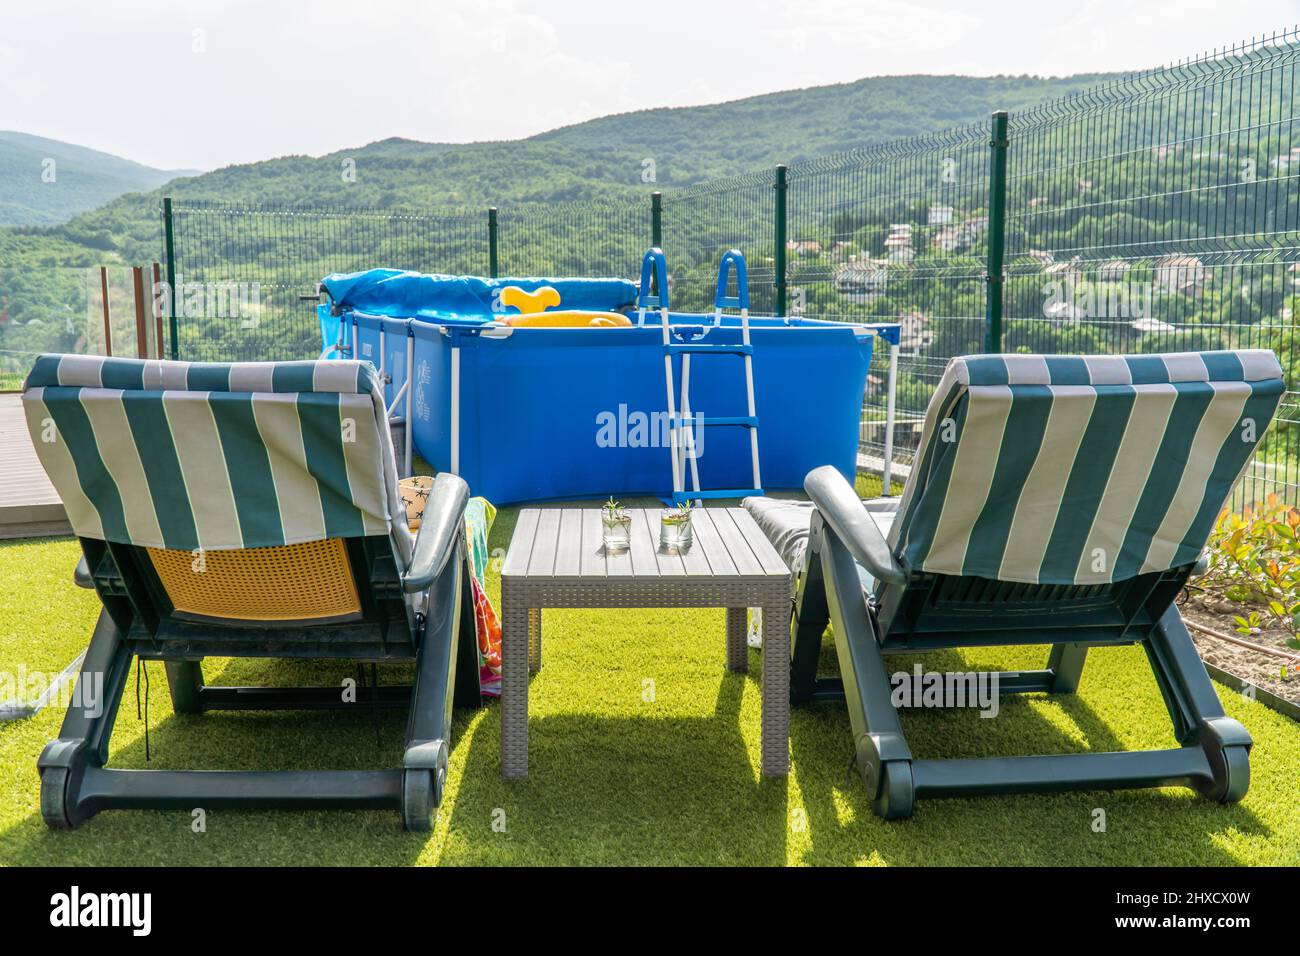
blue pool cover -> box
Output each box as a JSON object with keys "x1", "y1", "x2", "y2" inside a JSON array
[{"x1": 322, "y1": 269, "x2": 638, "y2": 321}]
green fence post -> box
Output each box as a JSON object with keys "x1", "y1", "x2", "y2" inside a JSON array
[
  {"x1": 984, "y1": 111, "x2": 1009, "y2": 354},
  {"x1": 773, "y1": 164, "x2": 788, "y2": 318},
  {"x1": 162, "y1": 196, "x2": 178, "y2": 359},
  {"x1": 651, "y1": 191, "x2": 662, "y2": 248},
  {"x1": 488, "y1": 206, "x2": 499, "y2": 278}
]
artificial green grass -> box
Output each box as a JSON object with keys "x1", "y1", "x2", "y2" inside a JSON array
[
  {"x1": 1, "y1": 495, "x2": 1298, "y2": 866},
  {"x1": 0, "y1": 538, "x2": 100, "y2": 675}
]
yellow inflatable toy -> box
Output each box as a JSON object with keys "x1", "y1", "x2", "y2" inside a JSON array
[{"x1": 496, "y1": 285, "x2": 632, "y2": 328}]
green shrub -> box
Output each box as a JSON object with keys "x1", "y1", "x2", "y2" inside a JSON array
[{"x1": 1204, "y1": 496, "x2": 1300, "y2": 649}]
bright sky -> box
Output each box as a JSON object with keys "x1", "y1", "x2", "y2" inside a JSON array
[{"x1": 2, "y1": 0, "x2": 1297, "y2": 171}]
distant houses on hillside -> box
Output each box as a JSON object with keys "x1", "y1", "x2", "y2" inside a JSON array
[
  {"x1": 884, "y1": 224, "x2": 914, "y2": 262},
  {"x1": 786, "y1": 239, "x2": 821, "y2": 256},
  {"x1": 927, "y1": 205, "x2": 953, "y2": 225},
  {"x1": 833, "y1": 256, "x2": 889, "y2": 302},
  {"x1": 799, "y1": 204, "x2": 1233, "y2": 347},
  {"x1": 1154, "y1": 254, "x2": 1206, "y2": 294},
  {"x1": 896, "y1": 310, "x2": 932, "y2": 353},
  {"x1": 929, "y1": 216, "x2": 986, "y2": 253},
  {"x1": 806, "y1": 219, "x2": 1277, "y2": 356},
  {"x1": 1269, "y1": 146, "x2": 1300, "y2": 172},
  {"x1": 1098, "y1": 259, "x2": 1131, "y2": 281}
]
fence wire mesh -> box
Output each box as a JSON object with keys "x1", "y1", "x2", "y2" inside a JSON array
[
  {"x1": 783, "y1": 125, "x2": 991, "y2": 475},
  {"x1": 660, "y1": 170, "x2": 777, "y2": 314},
  {"x1": 496, "y1": 199, "x2": 649, "y2": 279},
  {"x1": 165, "y1": 202, "x2": 486, "y2": 361},
  {"x1": 1001, "y1": 31, "x2": 1300, "y2": 507}
]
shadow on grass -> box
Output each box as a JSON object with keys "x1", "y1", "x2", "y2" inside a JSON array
[
  {"x1": 0, "y1": 657, "x2": 453, "y2": 866},
  {"x1": 0, "y1": 654, "x2": 792, "y2": 866},
  {"x1": 441, "y1": 667, "x2": 790, "y2": 866},
  {"x1": 0, "y1": 633, "x2": 1275, "y2": 866}
]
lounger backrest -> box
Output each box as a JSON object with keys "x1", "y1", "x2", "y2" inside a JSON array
[
  {"x1": 888, "y1": 351, "x2": 1285, "y2": 586},
  {"x1": 22, "y1": 355, "x2": 412, "y2": 566}
]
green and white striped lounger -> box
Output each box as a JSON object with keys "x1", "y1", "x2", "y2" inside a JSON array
[
  {"x1": 23, "y1": 354, "x2": 410, "y2": 557},
  {"x1": 888, "y1": 349, "x2": 1285, "y2": 586},
  {"x1": 22, "y1": 354, "x2": 481, "y2": 831},
  {"x1": 779, "y1": 349, "x2": 1285, "y2": 819}
]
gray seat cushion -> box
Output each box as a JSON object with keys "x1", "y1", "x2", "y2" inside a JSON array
[
  {"x1": 742, "y1": 497, "x2": 817, "y2": 574},
  {"x1": 743, "y1": 495, "x2": 898, "y2": 593}
]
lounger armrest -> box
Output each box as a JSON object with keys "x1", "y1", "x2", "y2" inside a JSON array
[
  {"x1": 804, "y1": 465, "x2": 908, "y2": 586},
  {"x1": 402, "y1": 473, "x2": 470, "y2": 594}
]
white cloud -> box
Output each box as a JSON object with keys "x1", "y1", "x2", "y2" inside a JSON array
[{"x1": 0, "y1": 0, "x2": 1295, "y2": 169}]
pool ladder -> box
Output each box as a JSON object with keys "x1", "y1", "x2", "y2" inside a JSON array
[{"x1": 637, "y1": 248, "x2": 763, "y2": 505}]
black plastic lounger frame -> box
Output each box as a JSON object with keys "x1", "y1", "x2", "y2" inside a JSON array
[
  {"x1": 791, "y1": 466, "x2": 1252, "y2": 820},
  {"x1": 38, "y1": 473, "x2": 482, "y2": 831}
]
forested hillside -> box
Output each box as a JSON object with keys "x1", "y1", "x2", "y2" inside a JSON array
[
  {"x1": 3, "y1": 73, "x2": 1110, "y2": 270},
  {"x1": 535, "y1": 73, "x2": 1113, "y2": 178},
  {"x1": 0, "y1": 131, "x2": 196, "y2": 227}
]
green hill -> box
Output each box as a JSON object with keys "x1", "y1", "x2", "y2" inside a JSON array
[
  {"x1": 16, "y1": 73, "x2": 1111, "y2": 266},
  {"x1": 0, "y1": 131, "x2": 198, "y2": 227},
  {"x1": 534, "y1": 73, "x2": 1114, "y2": 179}
]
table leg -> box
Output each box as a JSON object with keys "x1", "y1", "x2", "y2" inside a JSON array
[
  {"x1": 725, "y1": 607, "x2": 748, "y2": 672},
  {"x1": 500, "y1": 584, "x2": 529, "y2": 779},
  {"x1": 760, "y1": 595, "x2": 791, "y2": 777},
  {"x1": 528, "y1": 607, "x2": 542, "y2": 673}
]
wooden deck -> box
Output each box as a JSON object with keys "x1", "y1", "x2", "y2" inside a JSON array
[{"x1": 0, "y1": 393, "x2": 70, "y2": 539}]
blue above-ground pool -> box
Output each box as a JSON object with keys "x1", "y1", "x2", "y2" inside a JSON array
[{"x1": 321, "y1": 264, "x2": 896, "y2": 506}]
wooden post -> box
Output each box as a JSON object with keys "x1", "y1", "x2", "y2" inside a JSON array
[
  {"x1": 152, "y1": 262, "x2": 165, "y2": 358},
  {"x1": 132, "y1": 266, "x2": 148, "y2": 359},
  {"x1": 100, "y1": 267, "x2": 113, "y2": 357}
]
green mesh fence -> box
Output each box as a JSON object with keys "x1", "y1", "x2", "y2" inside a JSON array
[
  {"x1": 1000, "y1": 32, "x2": 1300, "y2": 508},
  {"x1": 496, "y1": 198, "x2": 650, "y2": 278},
  {"x1": 164, "y1": 202, "x2": 487, "y2": 362},
  {"x1": 660, "y1": 170, "x2": 776, "y2": 314},
  {"x1": 783, "y1": 124, "x2": 992, "y2": 473}
]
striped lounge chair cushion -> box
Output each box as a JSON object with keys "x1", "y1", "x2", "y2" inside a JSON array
[
  {"x1": 889, "y1": 350, "x2": 1285, "y2": 586},
  {"x1": 22, "y1": 354, "x2": 412, "y2": 564}
]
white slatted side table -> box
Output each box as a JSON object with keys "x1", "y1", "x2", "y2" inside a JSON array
[{"x1": 500, "y1": 507, "x2": 792, "y2": 779}]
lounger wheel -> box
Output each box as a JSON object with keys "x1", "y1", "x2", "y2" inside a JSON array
[
  {"x1": 871, "y1": 761, "x2": 915, "y2": 821},
  {"x1": 402, "y1": 769, "x2": 434, "y2": 831},
  {"x1": 1219, "y1": 745, "x2": 1250, "y2": 803},
  {"x1": 1199, "y1": 744, "x2": 1250, "y2": 804},
  {"x1": 39, "y1": 767, "x2": 74, "y2": 830},
  {"x1": 402, "y1": 762, "x2": 447, "y2": 832}
]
